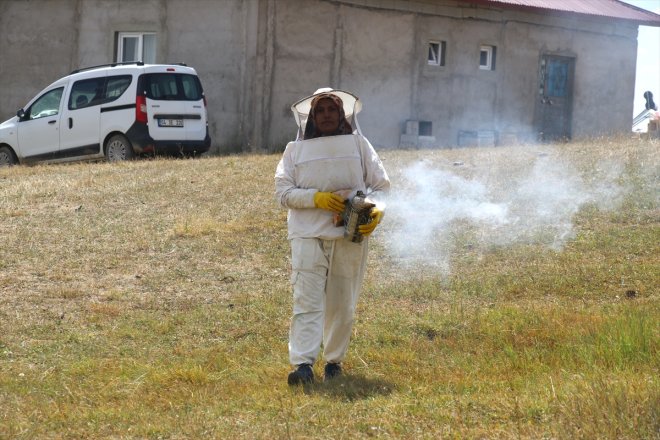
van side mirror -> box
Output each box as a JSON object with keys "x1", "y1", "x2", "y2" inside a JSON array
[{"x1": 16, "y1": 109, "x2": 25, "y2": 119}]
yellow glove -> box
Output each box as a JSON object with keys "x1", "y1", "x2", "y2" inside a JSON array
[
  {"x1": 358, "y1": 207, "x2": 384, "y2": 236},
  {"x1": 313, "y1": 191, "x2": 346, "y2": 213}
]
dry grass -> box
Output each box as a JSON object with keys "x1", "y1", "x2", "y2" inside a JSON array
[{"x1": 0, "y1": 137, "x2": 658, "y2": 439}]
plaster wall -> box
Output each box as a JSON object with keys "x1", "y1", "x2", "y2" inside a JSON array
[
  {"x1": 164, "y1": 0, "x2": 252, "y2": 152},
  {"x1": 265, "y1": 0, "x2": 638, "y2": 147},
  {"x1": 76, "y1": 0, "x2": 251, "y2": 153},
  {"x1": 0, "y1": 0, "x2": 77, "y2": 114},
  {"x1": 0, "y1": 0, "x2": 642, "y2": 152},
  {"x1": 501, "y1": 16, "x2": 637, "y2": 140},
  {"x1": 414, "y1": 14, "x2": 506, "y2": 146},
  {"x1": 571, "y1": 29, "x2": 637, "y2": 137},
  {"x1": 266, "y1": 0, "x2": 340, "y2": 148},
  {"x1": 0, "y1": 0, "x2": 250, "y2": 154},
  {"x1": 265, "y1": 1, "x2": 415, "y2": 149},
  {"x1": 338, "y1": 6, "x2": 415, "y2": 148}
]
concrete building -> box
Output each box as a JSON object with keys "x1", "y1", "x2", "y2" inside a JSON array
[{"x1": 1, "y1": 0, "x2": 659, "y2": 153}]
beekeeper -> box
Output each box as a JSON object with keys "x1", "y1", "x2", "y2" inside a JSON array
[{"x1": 275, "y1": 88, "x2": 390, "y2": 385}]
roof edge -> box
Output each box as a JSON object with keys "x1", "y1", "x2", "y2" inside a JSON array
[{"x1": 458, "y1": 0, "x2": 660, "y2": 27}]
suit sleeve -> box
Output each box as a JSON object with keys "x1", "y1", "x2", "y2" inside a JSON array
[
  {"x1": 359, "y1": 137, "x2": 390, "y2": 203},
  {"x1": 275, "y1": 142, "x2": 317, "y2": 209}
]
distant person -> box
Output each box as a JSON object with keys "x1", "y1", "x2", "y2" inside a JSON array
[
  {"x1": 643, "y1": 91, "x2": 657, "y2": 111},
  {"x1": 275, "y1": 88, "x2": 390, "y2": 385}
]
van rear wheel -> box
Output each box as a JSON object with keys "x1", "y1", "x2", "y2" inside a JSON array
[
  {"x1": 106, "y1": 134, "x2": 135, "y2": 162},
  {"x1": 0, "y1": 146, "x2": 18, "y2": 166}
]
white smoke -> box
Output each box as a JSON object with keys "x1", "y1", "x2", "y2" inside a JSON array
[{"x1": 380, "y1": 150, "x2": 625, "y2": 272}]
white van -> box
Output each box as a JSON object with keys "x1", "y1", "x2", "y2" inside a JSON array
[{"x1": 0, "y1": 62, "x2": 211, "y2": 166}]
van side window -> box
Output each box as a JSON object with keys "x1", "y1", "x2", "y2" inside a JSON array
[
  {"x1": 28, "y1": 87, "x2": 64, "y2": 120},
  {"x1": 69, "y1": 75, "x2": 132, "y2": 110},
  {"x1": 70, "y1": 78, "x2": 105, "y2": 110},
  {"x1": 105, "y1": 76, "x2": 132, "y2": 101}
]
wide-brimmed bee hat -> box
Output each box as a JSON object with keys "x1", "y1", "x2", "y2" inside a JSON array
[{"x1": 291, "y1": 87, "x2": 363, "y2": 140}]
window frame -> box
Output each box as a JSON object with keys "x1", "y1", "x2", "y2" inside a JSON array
[
  {"x1": 479, "y1": 45, "x2": 497, "y2": 71},
  {"x1": 427, "y1": 40, "x2": 447, "y2": 67},
  {"x1": 418, "y1": 120, "x2": 433, "y2": 136},
  {"x1": 116, "y1": 32, "x2": 157, "y2": 63}
]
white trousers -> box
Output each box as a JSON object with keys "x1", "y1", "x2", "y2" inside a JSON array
[{"x1": 288, "y1": 237, "x2": 368, "y2": 366}]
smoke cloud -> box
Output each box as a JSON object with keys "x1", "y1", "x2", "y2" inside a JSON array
[{"x1": 380, "y1": 149, "x2": 625, "y2": 273}]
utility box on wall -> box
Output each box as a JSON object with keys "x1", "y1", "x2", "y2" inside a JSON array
[
  {"x1": 400, "y1": 120, "x2": 436, "y2": 148},
  {"x1": 458, "y1": 130, "x2": 496, "y2": 147}
]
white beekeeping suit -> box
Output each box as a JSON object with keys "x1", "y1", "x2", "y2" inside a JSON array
[{"x1": 275, "y1": 88, "x2": 390, "y2": 384}]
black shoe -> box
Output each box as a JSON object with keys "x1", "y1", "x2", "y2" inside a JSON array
[
  {"x1": 324, "y1": 362, "x2": 342, "y2": 381},
  {"x1": 287, "y1": 364, "x2": 314, "y2": 385}
]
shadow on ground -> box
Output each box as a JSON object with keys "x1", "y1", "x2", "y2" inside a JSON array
[{"x1": 303, "y1": 374, "x2": 395, "y2": 400}]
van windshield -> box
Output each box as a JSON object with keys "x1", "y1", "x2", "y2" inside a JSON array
[{"x1": 142, "y1": 73, "x2": 203, "y2": 101}]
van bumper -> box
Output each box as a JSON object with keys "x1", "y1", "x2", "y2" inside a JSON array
[{"x1": 125, "y1": 123, "x2": 212, "y2": 155}]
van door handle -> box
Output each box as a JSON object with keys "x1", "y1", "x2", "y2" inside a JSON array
[
  {"x1": 49, "y1": 120, "x2": 57, "y2": 125},
  {"x1": 69, "y1": 118, "x2": 73, "y2": 129}
]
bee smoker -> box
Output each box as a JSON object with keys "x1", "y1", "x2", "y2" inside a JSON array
[{"x1": 334, "y1": 191, "x2": 375, "y2": 243}]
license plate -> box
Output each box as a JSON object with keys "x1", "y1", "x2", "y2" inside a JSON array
[{"x1": 158, "y1": 119, "x2": 183, "y2": 127}]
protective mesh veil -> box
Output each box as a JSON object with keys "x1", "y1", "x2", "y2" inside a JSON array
[{"x1": 291, "y1": 88, "x2": 363, "y2": 141}]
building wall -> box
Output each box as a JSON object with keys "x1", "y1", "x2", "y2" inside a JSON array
[
  {"x1": 0, "y1": 0, "x2": 252, "y2": 154},
  {"x1": 0, "y1": 0, "x2": 77, "y2": 115},
  {"x1": 264, "y1": 0, "x2": 416, "y2": 148},
  {"x1": 0, "y1": 0, "x2": 640, "y2": 152},
  {"x1": 76, "y1": 0, "x2": 255, "y2": 153}
]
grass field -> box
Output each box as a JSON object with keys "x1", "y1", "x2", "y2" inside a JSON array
[{"x1": 0, "y1": 137, "x2": 658, "y2": 439}]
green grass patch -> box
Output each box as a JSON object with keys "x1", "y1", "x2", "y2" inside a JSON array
[{"x1": 0, "y1": 138, "x2": 658, "y2": 438}]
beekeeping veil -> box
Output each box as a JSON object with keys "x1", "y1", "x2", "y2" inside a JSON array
[{"x1": 291, "y1": 88, "x2": 363, "y2": 140}]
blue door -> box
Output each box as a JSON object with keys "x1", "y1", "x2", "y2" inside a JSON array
[{"x1": 536, "y1": 55, "x2": 575, "y2": 141}]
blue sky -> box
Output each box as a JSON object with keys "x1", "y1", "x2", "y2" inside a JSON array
[{"x1": 620, "y1": 0, "x2": 660, "y2": 115}]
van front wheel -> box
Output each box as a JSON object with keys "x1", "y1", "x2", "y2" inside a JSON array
[
  {"x1": 0, "y1": 146, "x2": 18, "y2": 166},
  {"x1": 106, "y1": 135, "x2": 135, "y2": 162}
]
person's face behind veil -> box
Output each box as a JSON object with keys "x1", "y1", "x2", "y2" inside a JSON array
[
  {"x1": 303, "y1": 93, "x2": 353, "y2": 139},
  {"x1": 313, "y1": 98, "x2": 340, "y2": 135}
]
